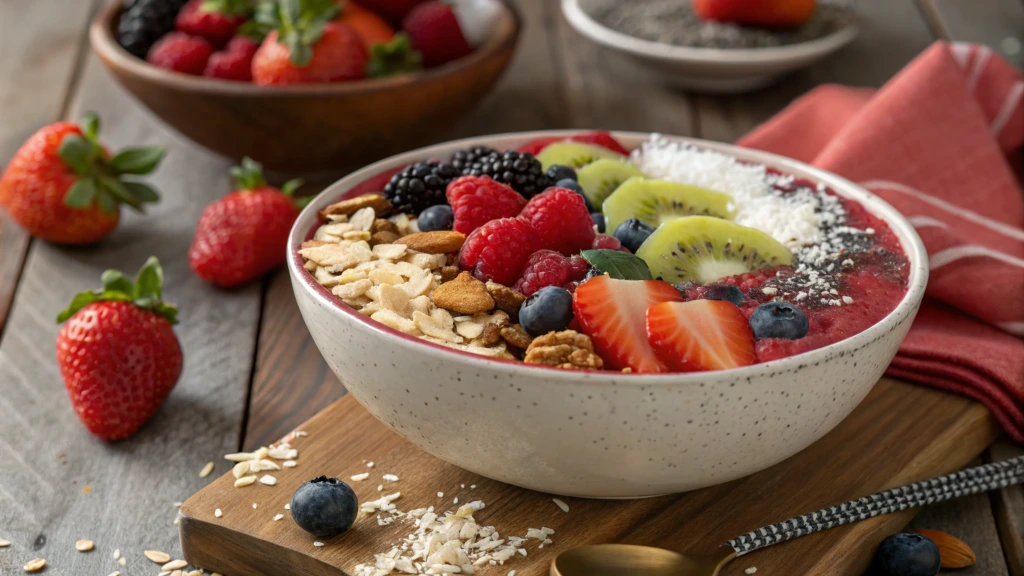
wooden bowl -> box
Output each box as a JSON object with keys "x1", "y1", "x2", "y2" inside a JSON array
[{"x1": 90, "y1": 0, "x2": 521, "y2": 173}]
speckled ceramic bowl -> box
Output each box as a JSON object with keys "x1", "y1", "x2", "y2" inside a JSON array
[{"x1": 287, "y1": 131, "x2": 928, "y2": 498}]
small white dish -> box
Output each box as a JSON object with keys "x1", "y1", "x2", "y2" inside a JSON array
[
  {"x1": 288, "y1": 131, "x2": 927, "y2": 498},
  {"x1": 561, "y1": 0, "x2": 860, "y2": 93}
]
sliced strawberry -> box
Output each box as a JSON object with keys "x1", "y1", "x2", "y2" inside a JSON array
[
  {"x1": 516, "y1": 131, "x2": 630, "y2": 156},
  {"x1": 646, "y1": 300, "x2": 756, "y2": 372},
  {"x1": 572, "y1": 276, "x2": 682, "y2": 373}
]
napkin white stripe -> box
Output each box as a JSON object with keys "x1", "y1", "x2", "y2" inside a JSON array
[
  {"x1": 967, "y1": 45, "x2": 992, "y2": 91},
  {"x1": 991, "y1": 81, "x2": 1024, "y2": 136},
  {"x1": 929, "y1": 244, "x2": 1024, "y2": 270}
]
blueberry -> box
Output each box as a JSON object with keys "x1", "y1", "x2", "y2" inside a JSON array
[
  {"x1": 546, "y1": 164, "x2": 577, "y2": 182},
  {"x1": 519, "y1": 286, "x2": 574, "y2": 337},
  {"x1": 872, "y1": 533, "x2": 940, "y2": 576},
  {"x1": 290, "y1": 476, "x2": 358, "y2": 539},
  {"x1": 749, "y1": 302, "x2": 809, "y2": 339},
  {"x1": 591, "y1": 212, "x2": 606, "y2": 233},
  {"x1": 583, "y1": 267, "x2": 603, "y2": 281},
  {"x1": 613, "y1": 218, "x2": 655, "y2": 253},
  {"x1": 555, "y1": 178, "x2": 594, "y2": 211},
  {"x1": 673, "y1": 281, "x2": 697, "y2": 296},
  {"x1": 704, "y1": 284, "x2": 745, "y2": 307},
  {"x1": 417, "y1": 205, "x2": 454, "y2": 232}
]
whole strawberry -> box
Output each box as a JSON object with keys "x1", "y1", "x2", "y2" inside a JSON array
[
  {"x1": 176, "y1": 0, "x2": 252, "y2": 47},
  {"x1": 402, "y1": 0, "x2": 471, "y2": 67},
  {"x1": 251, "y1": 0, "x2": 368, "y2": 85},
  {"x1": 189, "y1": 157, "x2": 305, "y2": 287},
  {"x1": 56, "y1": 257, "x2": 183, "y2": 441},
  {"x1": 357, "y1": 0, "x2": 426, "y2": 22},
  {"x1": 0, "y1": 112, "x2": 164, "y2": 244}
]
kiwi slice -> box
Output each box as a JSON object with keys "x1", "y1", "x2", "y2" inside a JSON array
[
  {"x1": 602, "y1": 177, "x2": 734, "y2": 232},
  {"x1": 536, "y1": 142, "x2": 624, "y2": 170},
  {"x1": 576, "y1": 159, "x2": 644, "y2": 208},
  {"x1": 636, "y1": 216, "x2": 794, "y2": 284}
]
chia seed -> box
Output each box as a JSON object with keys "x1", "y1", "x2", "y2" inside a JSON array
[{"x1": 589, "y1": 0, "x2": 856, "y2": 50}]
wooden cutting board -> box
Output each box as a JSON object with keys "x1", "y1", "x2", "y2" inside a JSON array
[{"x1": 178, "y1": 377, "x2": 1000, "y2": 576}]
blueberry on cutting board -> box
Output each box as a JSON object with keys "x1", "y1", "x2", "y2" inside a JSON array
[
  {"x1": 290, "y1": 476, "x2": 358, "y2": 539},
  {"x1": 871, "y1": 533, "x2": 940, "y2": 576}
]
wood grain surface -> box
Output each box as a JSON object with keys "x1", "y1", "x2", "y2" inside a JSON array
[
  {"x1": 0, "y1": 0, "x2": 1021, "y2": 574},
  {"x1": 180, "y1": 379, "x2": 1002, "y2": 576}
]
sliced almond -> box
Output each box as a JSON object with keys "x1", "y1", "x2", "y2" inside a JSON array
[
  {"x1": 23, "y1": 558, "x2": 46, "y2": 572},
  {"x1": 145, "y1": 550, "x2": 171, "y2": 564},
  {"x1": 161, "y1": 559, "x2": 188, "y2": 570},
  {"x1": 917, "y1": 529, "x2": 976, "y2": 568},
  {"x1": 259, "y1": 475, "x2": 278, "y2": 486},
  {"x1": 75, "y1": 539, "x2": 94, "y2": 552},
  {"x1": 234, "y1": 475, "x2": 257, "y2": 488},
  {"x1": 349, "y1": 207, "x2": 376, "y2": 231},
  {"x1": 199, "y1": 462, "x2": 215, "y2": 478},
  {"x1": 232, "y1": 461, "x2": 250, "y2": 479}
]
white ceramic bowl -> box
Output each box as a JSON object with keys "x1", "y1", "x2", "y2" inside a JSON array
[
  {"x1": 561, "y1": 0, "x2": 859, "y2": 93},
  {"x1": 288, "y1": 131, "x2": 927, "y2": 498}
]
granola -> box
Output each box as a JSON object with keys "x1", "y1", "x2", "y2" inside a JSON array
[{"x1": 524, "y1": 330, "x2": 604, "y2": 370}]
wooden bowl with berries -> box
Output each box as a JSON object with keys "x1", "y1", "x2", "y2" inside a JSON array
[{"x1": 90, "y1": 0, "x2": 521, "y2": 173}]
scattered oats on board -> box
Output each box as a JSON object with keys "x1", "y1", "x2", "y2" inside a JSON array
[
  {"x1": 552, "y1": 498, "x2": 569, "y2": 513},
  {"x1": 745, "y1": 568, "x2": 757, "y2": 575},
  {"x1": 283, "y1": 460, "x2": 298, "y2": 468},
  {"x1": 145, "y1": 550, "x2": 171, "y2": 564},
  {"x1": 215, "y1": 508, "x2": 223, "y2": 518},
  {"x1": 0, "y1": 538, "x2": 10, "y2": 547},
  {"x1": 367, "y1": 461, "x2": 375, "y2": 468},
  {"x1": 118, "y1": 557, "x2": 126, "y2": 566},
  {"x1": 23, "y1": 558, "x2": 46, "y2": 572},
  {"x1": 273, "y1": 514, "x2": 285, "y2": 521},
  {"x1": 112, "y1": 549, "x2": 120, "y2": 560},
  {"x1": 314, "y1": 542, "x2": 325, "y2": 547},
  {"x1": 351, "y1": 472, "x2": 370, "y2": 481},
  {"x1": 260, "y1": 475, "x2": 278, "y2": 486},
  {"x1": 252, "y1": 503, "x2": 259, "y2": 509},
  {"x1": 107, "y1": 572, "x2": 120, "y2": 576},
  {"x1": 75, "y1": 539, "x2": 94, "y2": 552},
  {"x1": 437, "y1": 491, "x2": 444, "y2": 498},
  {"x1": 383, "y1": 474, "x2": 399, "y2": 482}
]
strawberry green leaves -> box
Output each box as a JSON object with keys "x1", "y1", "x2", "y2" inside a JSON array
[
  {"x1": 201, "y1": 0, "x2": 254, "y2": 16},
  {"x1": 231, "y1": 156, "x2": 308, "y2": 207},
  {"x1": 57, "y1": 257, "x2": 179, "y2": 325},
  {"x1": 254, "y1": 0, "x2": 341, "y2": 66},
  {"x1": 58, "y1": 112, "x2": 165, "y2": 215},
  {"x1": 366, "y1": 33, "x2": 423, "y2": 78},
  {"x1": 580, "y1": 249, "x2": 653, "y2": 281}
]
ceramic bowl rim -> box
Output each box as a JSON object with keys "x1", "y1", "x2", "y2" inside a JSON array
[
  {"x1": 287, "y1": 130, "x2": 928, "y2": 384},
  {"x1": 560, "y1": 0, "x2": 860, "y2": 65},
  {"x1": 89, "y1": 0, "x2": 522, "y2": 97}
]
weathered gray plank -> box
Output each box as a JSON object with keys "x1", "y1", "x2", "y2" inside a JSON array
[
  {"x1": 0, "y1": 48, "x2": 261, "y2": 575},
  {"x1": 907, "y1": 459, "x2": 1010, "y2": 576},
  {"x1": 0, "y1": 0, "x2": 97, "y2": 334},
  {"x1": 990, "y1": 440, "x2": 1024, "y2": 576},
  {"x1": 918, "y1": 0, "x2": 1024, "y2": 68}
]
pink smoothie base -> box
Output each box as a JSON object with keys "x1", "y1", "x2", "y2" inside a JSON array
[{"x1": 294, "y1": 142, "x2": 911, "y2": 372}]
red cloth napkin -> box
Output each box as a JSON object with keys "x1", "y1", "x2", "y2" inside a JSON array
[{"x1": 739, "y1": 42, "x2": 1024, "y2": 443}]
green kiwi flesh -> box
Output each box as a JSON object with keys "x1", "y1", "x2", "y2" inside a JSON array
[
  {"x1": 576, "y1": 159, "x2": 644, "y2": 208},
  {"x1": 602, "y1": 177, "x2": 735, "y2": 232},
  {"x1": 636, "y1": 216, "x2": 794, "y2": 284},
  {"x1": 536, "y1": 142, "x2": 624, "y2": 170}
]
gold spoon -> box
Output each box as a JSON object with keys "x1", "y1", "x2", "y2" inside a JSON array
[{"x1": 551, "y1": 456, "x2": 1024, "y2": 576}]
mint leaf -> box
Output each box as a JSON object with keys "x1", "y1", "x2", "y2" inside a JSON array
[{"x1": 580, "y1": 249, "x2": 653, "y2": 281}]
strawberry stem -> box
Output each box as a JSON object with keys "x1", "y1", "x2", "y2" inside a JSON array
[
  {"x1": 57, "y1": 257, "x2": 179, "y2": 325},
  {"x1": 253, "y1": 0, "x2": 341, "y2": 66},
  {"x1": 366, "y1": 33, "x2": 423, "y2": 78}
]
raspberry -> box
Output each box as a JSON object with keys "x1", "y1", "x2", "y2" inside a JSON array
[
  {"x1": 203, "y1": 36, "x2": 257, "y2": 81},
  {"x1": 458, "y1": 218, "x2": 539, "y2": 286},
  {"x1": 446, "y1": 176, "x2": 527, "y2": 235},
  {"x1": 592, "y1": 234, "x2": 623, "y2": 251},
  {"x1": 147, "y1": 32, "x2": 213, "y2": 75},
  {"x1": 513, "y1": 250, "x2": 587, "y2": 297},
  {"x1": 519, "y1": 187, "x2": 595, "y2": 256}
]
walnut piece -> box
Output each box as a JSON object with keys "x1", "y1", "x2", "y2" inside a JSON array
[
  {"x1": 524, "y1": 330, "x2": 603, "y2": 370},
  {"x1": 486, "y1": 281, "x2": 525, "y2": 320},
  {"x1": 500, "y1": 324, "x2": 533, "y2": 349}
]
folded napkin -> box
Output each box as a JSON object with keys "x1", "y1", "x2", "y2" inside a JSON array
[{"x1": 739, "y1": 42, "x2": 1024, "y2": 442}]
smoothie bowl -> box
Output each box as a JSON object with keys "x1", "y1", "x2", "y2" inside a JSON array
[{"x1": 287, "y1": 131, "x2": 928, "y2": 498}]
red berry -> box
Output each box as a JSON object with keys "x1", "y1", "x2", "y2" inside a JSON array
[
  {"x1": 203, "y1": 36, "x2": 258, "y2": 81},
  {"x1": 147, "y1": 32, "x2": 214, "y2": 75},
  {"x1": 573, "y1": 275, "x2": 683, "y2": 373},
  {"x1": 646, "y1": 300, "x2": 756, "y2": 372},
  {"x1": 517, "y1": 131, "x2": 630, "y2": 156},
  {"x1": 514, "y1": 250, "x2": 581, "y2": 297},
  {"x1": 402, "y1": 0, "x2": 472, "y2": 67},
  {"x1": 519, "y1": 187, "x2": 595, "y2": 256},
  {"x1": 175, "y1": 0, "x2": 246, "y2": 47},
  {"x1": 446, "y1": 175, "x2": 527, "y2": 235},
  {"x1": 592, "y1": 234, "x2": 623, "y2": 251},
  {"x1": 252, "y1": 22, "x2": 368, "y2": 85},
  {"x1": 568, "y1": 254, "x2": 589, "y2": 278},
  {"x1": 458, "y1": 217, "x2": 539, "y2": 286}
]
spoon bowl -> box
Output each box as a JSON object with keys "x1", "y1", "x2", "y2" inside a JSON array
[{"x1": 550, "y1": 544, "x2": 736, "y2": 576}]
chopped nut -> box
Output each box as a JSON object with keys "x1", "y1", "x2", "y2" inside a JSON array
[
  {"x1": 440, "y1": 265, "x2": 460, "y2": 283},
  {"x1": 409, "y1": 295, "x2": 432, "y2": 315},
  {"x1": 486, "y1": 281, "x2": 525, "y2": 320},
  {"x1": 75, "y1": 539, "x2": 94, "y2": 552},
  {"x1": 500, "y1": 325, "x2": 534, "y2": 349},
  {"x1": 455, "y1": 320, "x2": 484, "y2": 339},
  {"x1": 446, "y1": 253, "x2": 458, "y2": 266},
  {"x1": 332, "y1": 279, "x2": 373, "y2": 300},
  {"x1": 370, "y1": 231, "x2": 401, "y2": 246},
  {"x1": 319, "y1": 194, "x2": 392, "y2": 219},
  {"x1": 145, "y1": 551, "x2": 172, "y2": 564},
  {"x1": 413, "y1": 311, "x2": 463, "y2": 343},
  {"x1": 524, "y1": 330, "x2": 603, "y2": 370},
  {"x1": 372, "y1": 218, "x2": 399, "y2": 234},
  {"x1": 23, "y1": 558, "x2": 46, "y2": 572},
  {"x1": 404, "y1": 252, "x2": 447, "y2": 270},
  {"x1": 396, "y1": 231, "x2": 466, "y2": 254},
  {"x1": 377, "y1": 283, "x2": 412, "y2": 316},
  {"x1": 476, "y1": 323, "x2": 503, "y2": 347},
  {"x1": 372, "y1": 309, "x2": 420, "y2": 334},
  {"x1": 372, "y1": 244, "x2": 407, "y2": 260},
  {"x1": 369, "y1": 269, "x2": 405, "y2": 286},
  {"x1": 342, "y1": 230, "x2": 372, "y2": 241},
  {"x1": 431, "y1": 272, "x2": 494, "y2": 315},
  {"x1": 301, "y1": 239, "x2": 333, "y2": 249}
]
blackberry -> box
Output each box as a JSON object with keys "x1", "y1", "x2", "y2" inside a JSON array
[
  {"x1": 382, "y1": 160, "x2": 459, "y2": 215},
  {"x1": 450, "y1": 146, "x2": 497, "y2": 172},
  {"x1": 117, "y1": 0, "x2": 190, "y2": 59},
  {"x1": 458, "y1": 149, "x2": 552, "y2": 197}
]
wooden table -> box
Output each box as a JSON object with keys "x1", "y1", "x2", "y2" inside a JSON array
[{"x1": 0, "y1": 0, "x2": 1021, "y2": 574}]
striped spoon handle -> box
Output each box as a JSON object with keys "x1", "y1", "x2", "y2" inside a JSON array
[{"x1": 724, "y1": 456, "x2": 1024, "y2": 556}]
